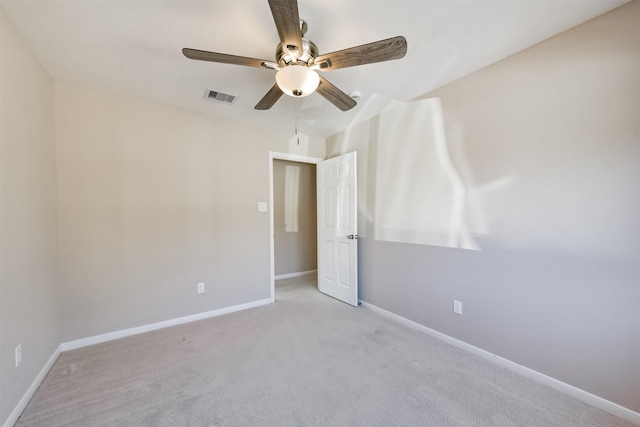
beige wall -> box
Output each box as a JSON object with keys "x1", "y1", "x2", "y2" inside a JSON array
[
  {"x1": 328, "y1": 2, "x2": 639, "y2": 412},
  {"x1": 0, "y1": 9, "x2": 60, "y2": 424},
  {"x1": 55, "y1": 84, "x2": 325, "y2": 342},
  {"x1": 273, "y1": 160, "x2": 317, "y2": 276}
]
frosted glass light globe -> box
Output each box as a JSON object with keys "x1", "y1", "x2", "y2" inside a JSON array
[{"x1": 276, "y1": 65, "x2": 320, "y2": 97}]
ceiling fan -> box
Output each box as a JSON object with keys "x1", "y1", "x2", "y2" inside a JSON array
[{"x1": 182, "y1": 0, "x2": 407, "y2": 111}]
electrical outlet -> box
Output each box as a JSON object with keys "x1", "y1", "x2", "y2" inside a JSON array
[
  {"x1": 197, "y1": 282, "x2": 205, "y2": 294},
  {"x1": 453, "y1": 300, "x2": 463, "y2": 315},
  {"x1": 15, "y1": 344, "x2": 22, "y2": 368}
]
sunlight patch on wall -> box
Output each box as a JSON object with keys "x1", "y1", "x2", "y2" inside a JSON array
[
  {"x1": 284, "y1": 165, "x2": 300, "y2": 232},
  {"x1": 373, "y1": 98, "x2": 487, "y2": 250},
  {"x1": 326, "y1": 96, "x2": 517, "y2": 251},
  {"x1": 374, "y1": 98, "x2": 475, "y2": 249}
]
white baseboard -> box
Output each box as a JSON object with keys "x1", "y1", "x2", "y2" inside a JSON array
[
  {"x1": 360, "y1": 300, "x2": 640, "y2": 426},
  {"x1": 3, "y1": 345, "x2": 62, "y2": 427},
  {"x1": 275, "y1": 269, "x2": 317, "y2": 281},
  {"x1": 61, "y1": 298, "x2": 271, "y2": 351}
]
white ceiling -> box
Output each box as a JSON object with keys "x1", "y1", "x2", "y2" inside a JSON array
[{"x1": 1, "y1": 0, "x2": 628, "y2": 137}]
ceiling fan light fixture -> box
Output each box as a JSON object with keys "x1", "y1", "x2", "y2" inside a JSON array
[{"x1": 276, "y1": 65, "x2": 320, "y2": 97}]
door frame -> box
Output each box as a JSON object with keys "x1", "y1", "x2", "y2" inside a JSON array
[{"x1": 268, "y1": 151, "x2": 324, "y2": 303}]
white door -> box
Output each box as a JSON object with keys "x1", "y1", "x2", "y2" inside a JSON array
[{"x1": 317, "y1": 152, "x2": 358, "y2": 306}]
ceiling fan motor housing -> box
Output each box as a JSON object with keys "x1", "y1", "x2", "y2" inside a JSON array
[{"x1": 276, "y1": 38, "x2": 319, "y2": 67}]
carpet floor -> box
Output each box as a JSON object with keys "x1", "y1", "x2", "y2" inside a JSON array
[{"x1": 15, "y1": 276, "x2": 636, "y2": 427}]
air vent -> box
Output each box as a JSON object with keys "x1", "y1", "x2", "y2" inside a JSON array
[{"x1": 204, "y1": 89, "x2": 237, "y2": 105}]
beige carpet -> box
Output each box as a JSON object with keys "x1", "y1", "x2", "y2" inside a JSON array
[{"x1": 16, "y1": 276, "x2": 636, "y2": 426}]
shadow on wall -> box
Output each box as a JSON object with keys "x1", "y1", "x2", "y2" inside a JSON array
[{"x1": 331, "y1": 97, "x2": 515, "y2": 251}]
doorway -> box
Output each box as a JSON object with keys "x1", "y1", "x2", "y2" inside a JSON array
[
  {"x1": 273, "y1": 159, "x2": 317, "y2": 279},
  {"x1": 268, "y1": 152, "x2": 323, "y2": 303}
]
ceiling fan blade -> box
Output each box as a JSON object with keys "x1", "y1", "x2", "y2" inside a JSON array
[
  {"x1": 315, "y1": 36, "x2": 407, "y2": 71},
  {"x1": 255, "y1": 84, "x2": 284, "y2": 110},
  {"x1": 183, "y1": 48, "x2": 268, "y2": 68},
  {"x1": 316, "y1": 76, "x2": 357, "y2": 111},
  {"x1": 268, "y1": 0, "x2": 303, "y2": 53}
]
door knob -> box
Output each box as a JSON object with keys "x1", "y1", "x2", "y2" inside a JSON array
[{"x1": 347, "y1": 234, "x2": 359, "y2": 240}]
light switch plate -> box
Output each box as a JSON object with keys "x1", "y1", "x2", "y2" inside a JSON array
[{"x1": 257, "y1": 202, "x2": 268, "y2": 212}]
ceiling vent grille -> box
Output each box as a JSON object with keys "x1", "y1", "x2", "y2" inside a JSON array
[{"x1": 204, "y1": 89, "x2": 237, "y2": 105}]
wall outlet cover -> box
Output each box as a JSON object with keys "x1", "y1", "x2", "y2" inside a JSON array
[{"x1": 453, "y1": 300, "x2": 463, "y2": 315}]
